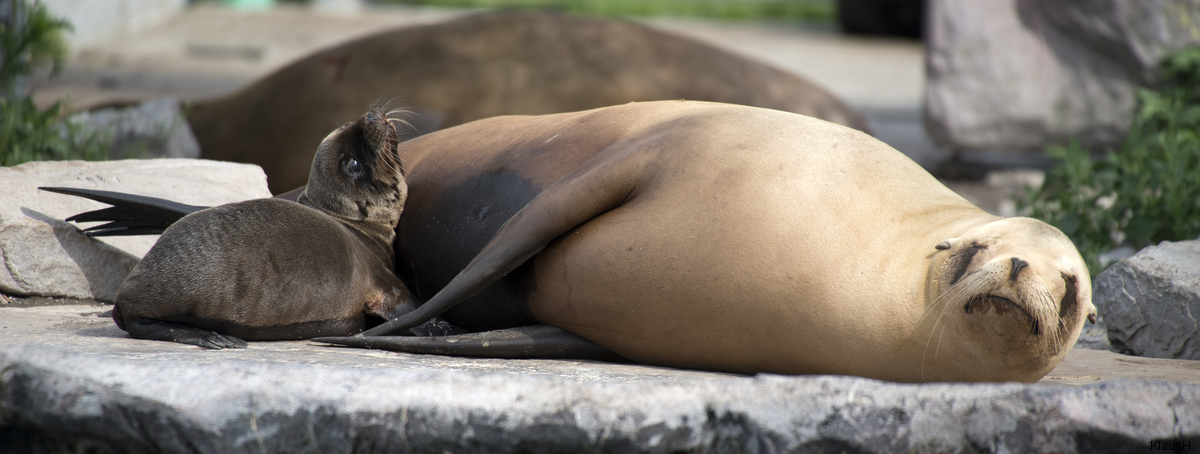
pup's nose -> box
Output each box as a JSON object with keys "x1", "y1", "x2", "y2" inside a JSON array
[{"x1": 1010, "y1": 257, "x2": 1029, "y2": 281}]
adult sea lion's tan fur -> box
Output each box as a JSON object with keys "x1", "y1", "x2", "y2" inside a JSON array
[
  {"x1": 112, "y1": 110, "x2": 418, "y2": 348},
  {"x1": 355, "y1": 101, "x2": 1095, "y2": 383},
  {"x1": 188, "y1": 11, "x2": 867, "y2": 193}
]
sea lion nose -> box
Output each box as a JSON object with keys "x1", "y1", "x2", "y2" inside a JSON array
[
  {"x1": 1010, "y1": 257, "x2": 1029, "y2": 281},
  {"x1": 365, "y1": 111, "x2": 383, "y2": 124}
]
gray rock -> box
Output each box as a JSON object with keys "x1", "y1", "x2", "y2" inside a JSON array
[
  {"x1": 1, "y1": 303, "x2": 1197, "y2": 454},
  {"x1": 0, "y1": 159, "x2": 271, "y2": 301},
  {"x1": 1035, "y1": 0, "x2": 1200, "y2": 83},
  {"x1": 1094, "y1": 240, "x2": 1200, "y2": 359},
  {"x1": 1074, "y1": 312, "x2": 1114, "y2": 351},
  {"x1": 68, "y1": 97, "x2": 201, "y2": 160},
  {"x1": 924, "y1": 0, "x2": 1200, "y2": 156}
]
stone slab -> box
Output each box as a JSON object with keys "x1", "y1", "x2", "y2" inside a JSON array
[
  {"x1": 1, "y1": 304, "x2": 1196, "y2": 453},
  {"x1": 0, "y1": 159, "x2": 270, "y2": 301}
]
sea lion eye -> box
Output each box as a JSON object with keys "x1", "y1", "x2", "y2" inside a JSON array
[
  {"x1": 947, "y1": 245, "x2": 984, "y2": 285},
  {"x1": 344, "y1": 158, "x2": 364, "y2": 177}
]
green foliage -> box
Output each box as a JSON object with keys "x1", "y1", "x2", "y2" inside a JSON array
[
  {"x1": 0, "y1": 1, "x2": 69, "y2": 91},
  {"x1": 0, "y1": 96, "x2": 110, "y2": 165},
  {"x1": 1022, "y1": 47, "x2": 1200, "y2": 274},
  {"x1": 377, "y1": 0, "x2": 834, "y2": 22},
  {"x1": 1, "y1": 1, "x2": 110, "y2": 166}
]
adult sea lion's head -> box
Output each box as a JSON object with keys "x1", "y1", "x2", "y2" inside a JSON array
[
  {"x1": 922, "y1": 217, "x2": 1096, "y2": 382},
  {"x1": 302, "y1": 109, "x2": 408, "y2": 227}
]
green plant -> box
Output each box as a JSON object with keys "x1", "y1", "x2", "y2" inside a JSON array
[
  {"x1": 1, "y1": 1, "x2": 68, "y2": 92},
  {"x1": 1022, "y1": 47, "x2": 1200, "y2": 274},
  {"x1": 1, "y1": 1, "x2": 111, "y2": 166},
  {"x1": 0, "y1": 96, "x2": 110, "y2": 165}
]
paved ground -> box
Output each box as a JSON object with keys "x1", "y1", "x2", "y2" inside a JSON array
[{"x1": 32, "y1": 4, "x2": 921, "y2": 109}]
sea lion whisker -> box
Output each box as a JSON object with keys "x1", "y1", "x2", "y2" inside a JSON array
[
  {"x1": 388, "y1": 116, "x2": 416, "y2": 134},
  {"x1": 369, "y1": 95, "x2": 388, "y2": 112},
  {"x1": 921, "y1": 270, "x2": 1000, "y2": 372},
  {"x1": 1039, "y1": 288, "x2": 1064, "y2": 348},
  {"x1": 921, "y1": 277, "x2": 978, "y2": 376},
  {"x1": 380, "y1": 96, "x2": 407, "y2": 113},
  {"x1": 385, "y1": 107, "x2": 414, "y2": 118},
  {"x1": 916, "y1": 269, "x2": 988, "y2": 330}
]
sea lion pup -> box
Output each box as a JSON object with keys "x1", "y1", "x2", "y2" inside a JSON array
[
  {"x1": 317, "y1": 101, "x2": 1096, "y2": 383},
  {"x1": 48, "y1": 109, "x2": 426, "y2": 349}
]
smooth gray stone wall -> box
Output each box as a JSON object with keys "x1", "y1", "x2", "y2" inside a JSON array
[{"x1": 924, "y1": 0, "x2": 1200, "y2": 157}]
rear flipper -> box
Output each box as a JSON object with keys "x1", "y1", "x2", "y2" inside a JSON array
[
  {"x1": 39, "y1": 186, "x2": 208, "y2": 236},
  {"x1": 122, "y1": 318, "x2": 248, "y2": 349},
  {"x1": 312, "y1": 325, "x2": 629, "y2": 362}
]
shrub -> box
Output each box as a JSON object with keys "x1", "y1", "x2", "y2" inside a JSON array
[
  {"x1": 1, "y1": 1, "x2": 110, "y2": 166},
  {"x1": 1021, "y1": 47, "x2": 1200, "y2": 275}
]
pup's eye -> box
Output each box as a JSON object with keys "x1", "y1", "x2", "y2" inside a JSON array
[{"x1": 344, "y1": 158, "x2": 363, "y2": 177}]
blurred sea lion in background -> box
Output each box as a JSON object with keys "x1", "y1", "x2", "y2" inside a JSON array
[{"x1": 187, "y1": 11, "x2": 868, "y2": 193}]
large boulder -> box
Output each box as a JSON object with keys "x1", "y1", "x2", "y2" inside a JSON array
[
  {"x1": 0, "y1": 160, "x2": 270, "y2": 302},
  {"x1": 1093, "y1": 240, "x2": 1200, "y2": 360},
  {"x1": 924, "y1": 0, "x2": 1200, "y2": 159},
  {"x1": 69, "y1": 97, "x2": 201, "y2": 160},
  {"x1": 189, "y1": 11, "x2": 868, "y2": 193}
]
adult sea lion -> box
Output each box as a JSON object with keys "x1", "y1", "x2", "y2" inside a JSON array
[
  {"x1": 188, "y1": 11, "x2": 868, "y2": 193},
  {"x1": 323, "y1": 101, "x2": 1096, "y2": 383},
  {"x1": 46, "y1": 109, "x2": 428, "y2": 348}
]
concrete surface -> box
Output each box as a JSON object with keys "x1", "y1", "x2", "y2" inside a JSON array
[
  {"x1": 2, "y1": 303, "x2": 1195, "y2": 386},
  {"x1": 29, "y1": 4, "x2": 468, "y2": 107},
  {"x1": 1, "y1": 303, "x2": 1197, "y2": 453}
]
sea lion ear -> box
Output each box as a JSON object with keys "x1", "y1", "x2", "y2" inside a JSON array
[{"x1": 935, "y1": 239, "x2": 955, "y2": 250}]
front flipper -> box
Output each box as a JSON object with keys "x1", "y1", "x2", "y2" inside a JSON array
[
  {"x1": 39, "y1": 187, "x2": 207, "y2": 236},
  {"x1": 361, "y1": 145, "x2": 653, "y2": 336},
  {"x1": 123, "y1": 318, "x2": 248, "y2": 349},
  {"x1": 313, "y1": 325, "x2": 629, "y2": 362}
]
